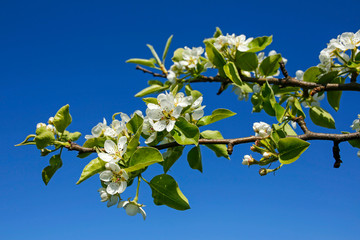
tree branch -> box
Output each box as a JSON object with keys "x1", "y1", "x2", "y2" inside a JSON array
[{"x1": 136, "y1": 65, "x2": 166, "y2": 78}]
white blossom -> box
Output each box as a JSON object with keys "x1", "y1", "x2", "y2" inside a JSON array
[
  {"x1": 232, "y1": 84, "x2": 249, "y2": 101},
  {"x1": 48, "y1": 117, "x2": 54, "y2": 125},
  {"x1": 98, "y1": 188, "x2": 119, "y2": 207},
  {"x1": 180, "y1": 46, "x2": 204, "y2": 69},
  {"x1": 36, "y1": 122, "x2": 46, "y2": 129},
  {"x1": 242, "y1": 155, "x2": 254, "y2": 165},
  {"x1": 118, "y1": 201, "x2": 146, "y2": 220},
  {"x1": 167, "y1": 70, "x2": 176, "y2": 84},
  {"x1": 253, "y1": 84, "x2": 261, "y2": 93},
  {"x1": 350, "y1": 115, "x2": 360, "y2": 132},
  {"x1": 357, "y1": 150, "x2": 360, "y2": 158},
  {"x1": 98, "y1": 137, "x2": 128, "y2": 163},
  {"x1": 295, "y1": 70, "x2": 304, "y2": 80},
  {"x1": 263, "y1": 152, "x2": 271, "y2": 159},
  {"x1": 99, "y1": 162, "x2": 129, "y2": 195},
  {"x1": 85, "y1": 118, "x2": 107, "y2": 140},
  {"x1": 253, "y1": 121, "x2": 271, "y2": 138}
]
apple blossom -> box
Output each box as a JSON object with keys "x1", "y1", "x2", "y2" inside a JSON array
[
  {"x1": 98, "y1": 137, "x2": 128, "y2": 163},
  {"x1": 99, "y1": 162, "x2": 129, "y2": 195},
  {"x1": 118, "y1": 200, "x2": 146, "y2": 220}
]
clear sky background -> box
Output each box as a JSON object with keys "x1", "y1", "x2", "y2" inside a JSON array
[{"x1": 1, "y1": 0, "x2": 360, "y2": 239}]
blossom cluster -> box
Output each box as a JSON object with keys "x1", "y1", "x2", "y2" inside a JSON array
[
  {"x1": 318, "y1": 30, "x2": 360, "y2": 73},
  {"x1": 143, "y1": 91, "x2": 205, "y2": 144},
  {"x1": 36, "y1": 117, "x2": 56, "y2": 134},
  {"x1": 167, "y1": 46, "x2": 212, "y2": 84},
  {"x1": 214, "y1": 33, "x2": 253, "y2": 54},
  {"x1": 253, "y1": 121, "x2": 272, "y2": 138}
]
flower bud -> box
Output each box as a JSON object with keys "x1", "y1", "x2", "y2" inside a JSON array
[
  {"x1": 48, "y1": 117, "x2": 54, "y2": 125},
  {"x1": 242, "y1": 155, "x2": 256, "y2": 166},
  {"x1": 259, "y1": 168, "x2": 268, "y2": 176},
  {"x1": 263, "y1": 152, "x2": 271, "y2": 159},
  {"x1": 36, "y1": 123, "x2": 46, "y2": 129},
  {"x1": 250, "y1": 146, "x2": 256, "y2": 152}
]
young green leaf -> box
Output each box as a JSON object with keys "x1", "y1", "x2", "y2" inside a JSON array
[
  {"x1": 327, "y1": 77, "x2": 345, "y2": 111},
  {"x1": 204, "y1": 41, "x2": 226, "y2": 68},
  {"x1": 35, "y1": 127, "x2": 55, "y2": 149},
  {"x1": 146, "y1": 44, "x2": 162, "y2": 66},
  {"x1": 235, "y1": 51, "x2": 259, "y2": 71},
  {"x1": 223, "y1": 62, "x2": 242, "y2": 86},
  {"x1": 135, "y1": 84, "x2": 168, "y2": 97},
  {"x1": 126, "y1": 58, "x2": 156, "y2": 68},
  {"x1": 149, "y1": 174, "x2": 190, "y2": 210},
  {"x1": 197, "y1": 109, "x2": 236, "y2": 127},
  {"x1": 77, "y1": 158, "x2": 106, "y2": 184},
  {"x1": 200, "y1": 130, "x2": 229, "y2": 159},
  {"x1": 213, "y1": 27, "x2": 223, "y2": 38},
  {"x1": 247, "y1": 36, "x2": 273, "y2": 52},
  {"x1": 187, "y1": 146, "x2": 202, "y2": 172},
  {"x1": 171, "y1": 117, "x2": 200, "y2": 145},
  {"x1": 278, "y1": 137, "x2": 310, "y2": 164},
  {"x1": 259, "y1": 54, "x2": 282, "y2": 77},
  {"x1": 303, "y1": 66, "x2": 322, "y2": 82},
  {"x1": 42, "y1": 154, "x2": 63, "y2": 185},
  {"x1": 124, "y1": 147, "x2": 163, "y2": 173},
  {"x1": 53, "y1": 104, "x2": 72, "y2": 133},
  {"x1": 309, "y1": 106, "x2": 336, "y2": 129},
  {"x1": 162, "y1": 146, "x2": 185, "y2": 173},
  {"x1": 162, "y1": 35, "x2": 173, "y2": 62},
  {"x1": 172, "y1": 48, "x2": 184, "y2": 62}
]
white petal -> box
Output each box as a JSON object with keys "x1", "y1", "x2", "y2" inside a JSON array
[
  {"x1": 192, "y1": 108, "x2": 204, "y2": 120},
  {"x1": 120, "y1": 113, "x2": 130, "y2": 122},
  {"x1": 192, "y1": 96, "x2": 203, "y2": 108},
  {"x1": 106, "y1": 182, "x2": 120, "y2": 195},
  {"x1": 104, "y1": 140, "x2": 117, "y2": 154},
  {"x1": 152, "y1": 120, "x2": 167, "y2": 132},
  {"x1": 125, "y1": 203, "x2": 139, "y2": 216},
  {"x1": 105, "y1": 162, "x2": 121, "y2": 174},
  {"x1": 157, "y1": 93, "x2": 167, "y2": 103},
  {"x1": 117, "y1": 136, "x2": 128, "y2": 150},
  {"x1": 98, "y1": 152, "x2": 116, "y2": 163},
  {"x1": 117, "y1": 181, "x2": 127, "y2": 194},
  {"x1": 117, "y1": 200, "x2": 129, "y2": 208},
  {"x1": 139, "y1": 207, "x2": 146, "y2": 220},
  {"x1": 147, "y1": 103, "x2": 161, "y2": 110},
  {"x1": 100, "y1": 170, "x2": 113, "y2": 182},
  {"x1": 107, "y1": 195, "x2": 119, "y2": 207},
  {"x1": 120, "y1": 169, "x2": 129, "y2": 180},
  {"x1": 145, "y1": 132, "x2": 157, "y2": 144},
  {"x1": 160, "y1": 99, "x2": 174, "y2": 112},
  {"x1": 166, "y1": 120, "x2": 175, "y2": 132},
  {"x1": 148, "y1": 109, "x2": 163, "y2": 121},
  {"x1": 172, "y1": 106, "x2": 183, "y2": 118}
]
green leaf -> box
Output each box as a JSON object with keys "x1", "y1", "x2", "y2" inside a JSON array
[
  {"x1": 162, "y1": 35, "x2": 173, "y2": 62},
  {"x1": 235, "y1": 51, "x2": 258, "y2": 71},
  {"x1": 126, "y1": 113, "x2": 144, "y2": 134},
  {"x1": 42, "y1": 154, "x2": 63, "y2": 185},
  {"x1": 318, "y1": 71, "x2": 338, "y2": 84},
  {"x1": 53, "y1": 104, "x2": 72, "y2": 133},
  {"x1": 274, "y1": 103, "x2": 285, "y2": 122},
  {"x1": 341, "y1": 132, "x2": 360, "y2": 149},
  {"x1": 124, "y1": 147, "x2": 163, "y2": 173},
  {"x1": 83, "y1": 137, "x2": 107, "y2": 148},
  {"x1": 146, "y1": 44, "x2": 162, "y2": 66},
  {"x1": 303, "y1": 66, "x2": 322, "y2": 82},
  {"x1": 197, "y1": 109, "x2": 236, "y2": 127},
  {"x1": 259, "y1": 54, "x2": 282, "y2": 77},
  {"x1": 162, "y1": 146, "x2": 185, "y2": 173},
  {"x1": 149, "y1": 174, "x2": 190, "y2": 210},
  {"x1": 223, "y1": 62, "x2": 242, "y2": 86},
  {"x1": 125, "y1": 122, "x2": 143, "y2": 158},
  {"x1": 200, "y1": 130, "x2": 229, "y2": 159},
  {"x1": 35, "y1": 127, "x2": 55, "y2": 149},
  {"x1": 213, "y1": 27, "x2": 223, "y2": 38},
  {"x1": 15, "y1": 134, "x2": 36, "y2": 146},
  {"x1": 309, "y1": 106, "x2": 336, "y2": 129},
  {"x1": 62, "y1": 131, "x2": 81, "y2": 141},
  {"x1": 171, "y1": 117, "x2": 200, "y2": 145},
  {"x1": 278, "y1": 137, "x2": 310, "y2": 164},
  {"x1": 148, "y1": 80, "x2": 164, "y2": 86},
  {"x1": 247, "y1": 36, "x2": 273, "y2": 52},
  {"x1": 142, "y1": 97, "x2": 158, "y2": 105},
  {"x1": 261, "y1": 81, "x2": 276, "y2": 116},
  {"x1": 76, "y1": 158, "x2": 106, "y2": 184},
  {"x1": 135, "y1": 84, "x2": 168, "y2": 97},
  {"x1": 293, "y1": 98, "x2": 305, "y2": 118},
  {"x1": 327, "y1": 77, "x2": 345, "y2": 111},
  {"x1": 126, "y1": 58, "x2": 156, "y2": 68},
  {"x1": 172, "y1": 48, "x2": 184, "y2": 62},
  {"x1": 187, "y1": 146, "x2": 202, "y2": 172},
  {"x1": 204, "y1": 41, "x2": 226, "y2": 69}
]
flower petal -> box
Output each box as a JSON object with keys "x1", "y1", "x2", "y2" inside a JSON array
[
  {"x1": 99, "y1": 170, "x2": 113, "y2": 182},
  {"x1": 152, "y1": 120, "x2": 167, "y2": 132},
  {"x1": 107, "y1": 195, "x2": 119, "y2": 207},
  {"x1": 117, "y1": 136, "x2": 127, "y2": 151},
  {"x1": 139, "y1": 207, "x2": 146, "y2": 220},
  {"x1": 98, "y1": 152, "x2": 115, "y2": 162},
  {"x1": 106, "y1": 182, "x2": 120, "y2": 195},
  {"x1": 166, "y1": 120, "x2": 175, "y2": 132},
  {"x1": 104, "y1": 140, "x2": 117, "y2": 154}
]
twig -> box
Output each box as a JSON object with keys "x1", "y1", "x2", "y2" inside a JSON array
[
  {"x1": 332, "y1": 141, "x2": 342, "y2": 168},
  {"x1": 279, "y1": 60, "x2": 290, "y2": 79},
  {"x1": 135, "y1": 65, "x2": 166, "y2": 78}
]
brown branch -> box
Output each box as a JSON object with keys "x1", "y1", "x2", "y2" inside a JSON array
[
  {"x1": 136, "y1": 65, "x2": 166, "y2": 78},
  {"x1": 332, "y1": 141, "x2": 342, "y2": 168},
  {"x1": 351, "y1": 72, "x2": 358, "y2": 83},
  {"x1": 191, "y1": 75, "x2": 360, "y2": 92},
  {"x1": 65, "y1": 132, "x2": 360, "y2": 153}
]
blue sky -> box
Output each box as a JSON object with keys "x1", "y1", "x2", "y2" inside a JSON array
[{"x1": 1, "y1": 0, "x2": 360, "y2": 239}]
